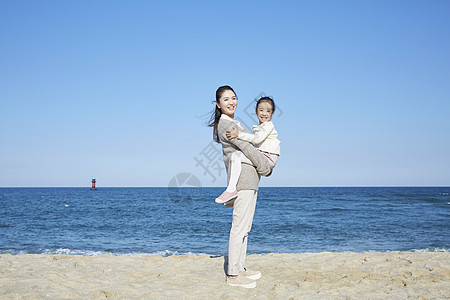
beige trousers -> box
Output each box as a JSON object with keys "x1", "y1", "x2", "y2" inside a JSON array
[{"x1": 227, "y1": 189, "x2": 258, "y2": 276}]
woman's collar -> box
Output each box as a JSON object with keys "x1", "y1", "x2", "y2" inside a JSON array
[{"x1": 220, "y1": 114, "x2": 235, "y2": 122}]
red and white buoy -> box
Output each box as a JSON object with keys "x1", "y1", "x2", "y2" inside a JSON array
[{"x1": 90, "y1": 179, "x2": 97, "y2": 190}]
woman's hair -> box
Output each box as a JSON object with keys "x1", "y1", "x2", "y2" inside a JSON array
[
  {"x1": 208, "y1": 85, "x2": 237, "y2": 143},
  {"x1": 256, "y1": 96, "x2": 276, "y2": 113}
]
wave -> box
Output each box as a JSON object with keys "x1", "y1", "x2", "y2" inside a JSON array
[
  {"x1": 411, "y1": 247, "x2": 450, "y2": 253},
  {"x1": 1, "y1": 247, "x2": 448, "y2": 256},
  {"x1": 0, "y1": 248, "x2": 210, "y2": 257}
]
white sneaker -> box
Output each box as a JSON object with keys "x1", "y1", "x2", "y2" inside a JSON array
[
  {"x1": 240, "y1": 268, "x2": 261, "y2": 280},
  {"x1": 215, "y1": 190, "x2": 238, "y2": 203},
  {"x1": 226, "y1": 275, "x2": 256, "y2": 288}
]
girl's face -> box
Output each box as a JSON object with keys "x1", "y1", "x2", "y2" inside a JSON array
[
  {"x1": 256, "y1": 101, "x2": 274, "y2": 124},
  {"x1": 217, "y1": 90, "x2": 237, "y2": 118}
]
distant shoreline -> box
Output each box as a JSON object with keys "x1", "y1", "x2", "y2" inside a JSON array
[{"x1": 1, "y1": 186, "x2": 450, "y2": 188}]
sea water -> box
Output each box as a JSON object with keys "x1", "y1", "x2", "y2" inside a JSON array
[{"x1": 0, "y1": 187, "x2": 448, "y2": 256}]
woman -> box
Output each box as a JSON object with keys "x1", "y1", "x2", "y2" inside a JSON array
[{"x1": 209, "y1": 85, "x2": 271, "y2": 288}]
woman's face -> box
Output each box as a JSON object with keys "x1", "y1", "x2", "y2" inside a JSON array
[{"x1": 217, "y1": 89, "x2": 237, "y2": 118}]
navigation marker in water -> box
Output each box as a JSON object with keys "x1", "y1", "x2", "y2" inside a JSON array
[{"x1": 90, "y1": 179, "x2": 97, "y2": 190}]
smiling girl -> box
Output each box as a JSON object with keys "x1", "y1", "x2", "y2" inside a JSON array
[{"x1": 215, "y1": 96, "x2": 281, "y2": 203}]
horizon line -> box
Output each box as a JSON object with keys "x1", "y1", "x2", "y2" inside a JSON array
[{"x1": 0, "y1": 186, "x2": 449, "y2": 188}]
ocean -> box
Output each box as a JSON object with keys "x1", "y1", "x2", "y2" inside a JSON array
[{"x1": 0, "y1": 187, "x2": 448, "y2": 256}]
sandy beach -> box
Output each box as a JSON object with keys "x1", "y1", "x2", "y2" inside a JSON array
[{"x1": 0, "y1": 252, "x2": 448, "y2": 299}]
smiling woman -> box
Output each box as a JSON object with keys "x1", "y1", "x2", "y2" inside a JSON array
[
  {"x1": 209, "y1": 86, "x2": 238, "y2": 143},
  {"x1": 217, "y1": 89, "x2": 238, "y2": 119},
  {"x1": 208, "y1": 85, "x2": 272, "y2": 288}
]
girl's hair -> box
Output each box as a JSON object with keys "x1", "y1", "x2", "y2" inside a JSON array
[
  {"x1": 208, "y1": 85, "x2": 237, "y2": 143},
  {"x1": 256, "y1": 96, "x2": 276, "y2": 113}
]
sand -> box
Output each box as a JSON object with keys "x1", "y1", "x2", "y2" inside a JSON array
[{"x1": 0, "y1": 252, "x2": 449, "y2": 299}]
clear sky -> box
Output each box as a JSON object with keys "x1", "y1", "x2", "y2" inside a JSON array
[{"x1": 1, "y1": 0, "x2": 449, "y2": 187}]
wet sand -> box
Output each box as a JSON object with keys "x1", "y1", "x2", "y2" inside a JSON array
[{"x1": 0, "y1": 252, "x2": 449, "y2": 299}]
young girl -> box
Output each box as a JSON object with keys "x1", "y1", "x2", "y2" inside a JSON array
[{"x1": 215, "y1": 97, "x2": 281, "y2": 203}]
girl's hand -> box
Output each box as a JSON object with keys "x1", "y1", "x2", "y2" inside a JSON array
[{"x1": 226, "y1": 127, "x2": 239, "y2": 139}]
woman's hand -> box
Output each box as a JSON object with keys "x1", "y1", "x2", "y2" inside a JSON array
[{"x1": 226, "y1": 127, "x2": 239, "y2": 140}]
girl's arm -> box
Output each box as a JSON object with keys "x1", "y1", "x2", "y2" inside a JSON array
[{"x1": 228, "y1": 122, "x2": 275, "y2": 144}]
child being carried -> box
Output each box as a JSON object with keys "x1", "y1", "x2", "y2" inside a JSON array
[{"x1": 215, "y1": 96, "x2": 281, "y2": 203}]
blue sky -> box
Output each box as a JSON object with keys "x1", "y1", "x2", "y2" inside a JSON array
[{"x1": 1, "y1": 0, "x2": 449, "y2": 187}]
